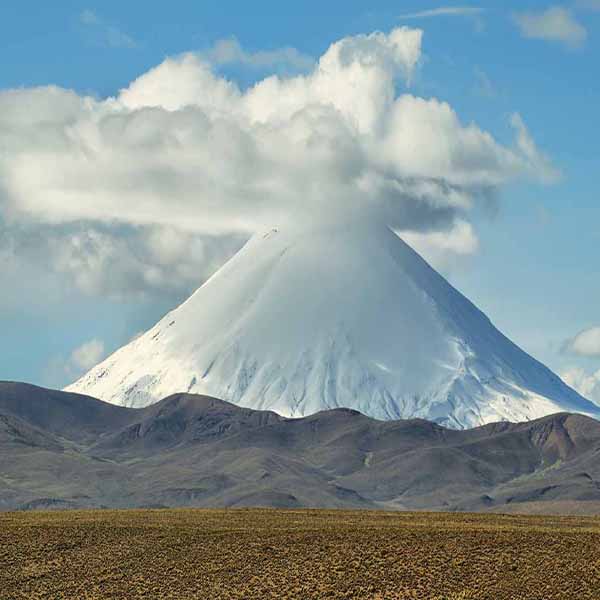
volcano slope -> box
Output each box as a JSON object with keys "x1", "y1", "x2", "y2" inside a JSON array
[
  {"x1": 3, "y1": 382, "x2": 600, "y2": 513},
  {"x1": 67, "y1": 223, "x2": 600, "y2": 429}
]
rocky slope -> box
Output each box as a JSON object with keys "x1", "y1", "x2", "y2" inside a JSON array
[{"x1": 3, "y1": 382, "x2": 600, "y2": 513}]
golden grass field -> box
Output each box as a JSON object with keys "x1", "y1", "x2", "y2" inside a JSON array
[{"x1": 1, "y1": 509, "x2": 599, "y2": 599}]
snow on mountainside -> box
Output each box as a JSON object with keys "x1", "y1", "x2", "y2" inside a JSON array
[{"x1": 67, "y1": 221, "x2": 600, "y2": 429}]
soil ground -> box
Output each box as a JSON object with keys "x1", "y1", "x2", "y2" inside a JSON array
[{"x1": 1, "y1": 509, "x2": 599, "y2": 599}]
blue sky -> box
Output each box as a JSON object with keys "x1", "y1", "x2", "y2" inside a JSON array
[{"x1": 1, "y1": 1, "x2": 599, "y2": 399}]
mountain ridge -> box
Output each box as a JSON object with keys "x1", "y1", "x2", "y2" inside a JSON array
[{"x1": 3, "y1": 381, "x2": 600, "y2": 514}]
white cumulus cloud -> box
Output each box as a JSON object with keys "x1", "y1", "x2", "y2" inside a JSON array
[
  {"x1": 70, "y1": 339, "x2": 106, "y2": 371},
  {"x1": 564, "y1": 326, "x2": 600, "y2": 357},
  {"x1": 560, "y1": 326, "x2": 600, "y2": 407},
  {"x1": 400, "y1": 220, "x2": 479, "y2": 272},
  {"x1": 561, "y1": 367, "x2": 600, "y2": 406},
  {"x1": 0, "y1": 27, "x2": 558, "y2": 300}
]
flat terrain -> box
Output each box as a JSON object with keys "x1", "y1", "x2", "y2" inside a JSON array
[{"x1": 1, "y1": 509, "x2": 599, "y2": 599}]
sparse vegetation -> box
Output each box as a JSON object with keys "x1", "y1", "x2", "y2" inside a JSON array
[{"x1": 1, "y1": 509, "x2": 599, "y2": 599}]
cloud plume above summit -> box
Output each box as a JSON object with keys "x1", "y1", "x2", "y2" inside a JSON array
[{"x1": 0, "y1": 27, "x2": 557, "y2": 297}]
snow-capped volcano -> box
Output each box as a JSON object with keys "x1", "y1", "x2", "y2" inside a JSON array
[{"x1": 67, "y1": 221, "x2": 600, "y2": 429}]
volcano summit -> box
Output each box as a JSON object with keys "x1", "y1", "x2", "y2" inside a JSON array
[{"x1": 68, "y1": 222, "x2": 600, "y2": 429}]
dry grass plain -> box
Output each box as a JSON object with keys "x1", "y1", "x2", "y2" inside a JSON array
[{"x1": 1, "y1": 509, "x2": 599, "y2": 600}]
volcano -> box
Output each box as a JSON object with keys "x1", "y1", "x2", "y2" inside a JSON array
[{"x1": 67, "y1": 222, "x2": 600, "y2": 429}]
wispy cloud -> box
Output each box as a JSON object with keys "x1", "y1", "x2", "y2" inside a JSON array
[
  {"x1": 510, "y1": 113, "x2": 562, "y2": 184},
  {"x1": 79, "y1": 9, "x2": 138, "y2": 49},
  {"x1": 205, "y1": 37, "x2": 313, "y2": 73},
  {"x1": 513, "y1": 7, "x2": 587, "y2": 49},
  {"x1": 576, "y1": 0, "x2": 600, "y2": 11},
  {"x1": 473, "y1": 67, "x2": 496, "y2": 98},
  {"x1": 80, "y1": 9, "x2": 100, "y2": 26},
  {"x1": 399, "y1": 7, "x2": 484, "y2": 19}
]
